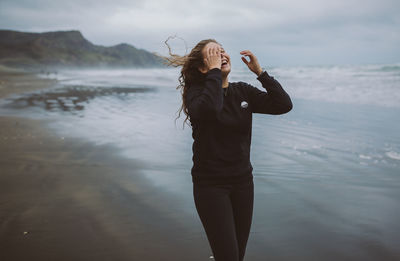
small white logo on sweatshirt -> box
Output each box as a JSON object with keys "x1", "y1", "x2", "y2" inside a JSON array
[{"x1": 241, "y1": 101, "x2": 248, "y2": 108}]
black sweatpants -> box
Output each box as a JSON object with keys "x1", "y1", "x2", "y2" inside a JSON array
[{"x1": 193, "y1": 178, "x2": 254, "y2": 261}]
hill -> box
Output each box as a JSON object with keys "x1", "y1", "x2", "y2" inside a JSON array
[{"x1": 0, "y1": 30, "x2": 164, "y2": 69}]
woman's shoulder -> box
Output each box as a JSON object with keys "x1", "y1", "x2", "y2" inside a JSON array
[
  {"x1": 229, "y1": 81, "x2": 264, "y2": 98},
  {"x1": 230, "y1": 81, "x2": 252, "y2": 89},
  {"x1": 228, "y1": 81, "x2": 254, "y2": 98}
]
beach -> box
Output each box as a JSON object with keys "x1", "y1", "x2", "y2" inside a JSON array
[
  {"x1": 0, "y1": 69, "x2": 212, "y2": 261},
  {"x1": 0, "y1": 65, "x2": 399, "y2": 261},
  {"x1": 0, "y1": 66, "x2": 58, "y2": 99}
]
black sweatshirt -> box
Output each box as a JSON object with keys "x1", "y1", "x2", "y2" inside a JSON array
[{"x1": 185, "y1": 68, "x2": 292, "y2": 185}]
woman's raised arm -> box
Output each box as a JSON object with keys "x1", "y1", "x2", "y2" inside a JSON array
[
  {"x1": 244, "y1": 72, "x2": 293, "y2": 114},
  {"x1": 185, "y1": 68, "x2": 224, "y2": 120},
  {"x1": 240, "y1": 49, "x2": 292, "y2": 114}
]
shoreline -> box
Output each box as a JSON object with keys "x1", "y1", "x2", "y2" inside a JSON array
[
  {"x1": 0, "y1": 68, "x2": 211, "y2": 260},
  {"x1": 0, "y1": 65, "x2": 58, "y2": 99},
  {"x1": 1, "y1": 65, "x2": 400, "y2": 260},
  {"x1": 0, "y1": 115, "x2": 211, "y2": 260}
]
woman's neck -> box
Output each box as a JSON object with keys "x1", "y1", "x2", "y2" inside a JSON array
[{"x1": 222, "y1": 76, "x2": 229, "y2": 88}]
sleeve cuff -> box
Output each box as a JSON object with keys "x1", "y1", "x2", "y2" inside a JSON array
[
  {"x1": 207, "y1": 68, "x2": 222, "y2": 75},
  {"x1": 257, "y1": 70, "x2": 270, "y2": 80}
]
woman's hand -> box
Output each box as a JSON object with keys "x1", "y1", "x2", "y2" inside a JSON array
[
  {"x1": 203, "y1": 43, "x2": 222, "y2": 71},
  {"x1": 240, "y1": 50, "x2": 263, "y2": 76}
]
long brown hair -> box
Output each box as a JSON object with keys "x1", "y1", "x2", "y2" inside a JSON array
[{"x1": 157, "y1": 36, "x2": 219, "y2": 129}]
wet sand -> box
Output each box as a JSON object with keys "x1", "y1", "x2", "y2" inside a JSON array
[
  {"x1": 2, "y1": 66, "x2": 400, "y2": 260},
  {"x1": 0, "y1": 65, "x2": 58, "y2": 99},
  {"x1": 0, "y1": 68, "x2": 211, "y2": 260}
]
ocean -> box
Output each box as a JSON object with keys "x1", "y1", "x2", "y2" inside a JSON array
[{"x1": 1, "y1": 63, "x2": 399, "y2": 260}]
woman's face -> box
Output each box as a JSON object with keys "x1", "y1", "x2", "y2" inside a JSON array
[
  {"x1": 220, "y1": 46, "x2": 231, "y2": 77},
  {"x1": 200, "y1": 42, "x2": 231, "y2": 77}
]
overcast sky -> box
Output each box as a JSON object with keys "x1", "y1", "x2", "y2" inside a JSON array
[{"x1": 1, "y1": 0, "x2": 399, "y2": 66}]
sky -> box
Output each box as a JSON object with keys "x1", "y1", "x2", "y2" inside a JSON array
[{"x1": 1, "y1": 0, "x2": 399, "y2": 67}]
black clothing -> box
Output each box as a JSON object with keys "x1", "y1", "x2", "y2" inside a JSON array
[
  {"x1": 193, "y1": 178, "x2": 254, "y2": 261},
  {"x1": 188, "y1": 68, "x2": 291, "y2": 261},
  {"x1": 185, "y1": 68, "x2": 292, "y2": 185}
]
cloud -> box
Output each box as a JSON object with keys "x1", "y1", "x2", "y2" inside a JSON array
[{"x1": 1, "y1": 0, "x2": 399, "y2": 65}]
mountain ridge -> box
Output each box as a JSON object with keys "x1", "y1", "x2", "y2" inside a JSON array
[{"x1": 0, "y1": 29, "x2": 165, "y2": 69}]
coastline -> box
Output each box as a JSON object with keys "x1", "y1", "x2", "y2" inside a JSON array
[
  {"x1": 2, "y1": 65, "x2": 399, "y2": 260},
  {"x1": 0, "y1": 67, "x2": 211, "y2": 260},
  {"x1": 0, "y1": 65, "x2": 58, "y2": 99}
]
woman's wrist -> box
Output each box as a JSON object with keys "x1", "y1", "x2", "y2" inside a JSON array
[{"x1": 256, "y1": 68, "x2": 264, "y2": 77}]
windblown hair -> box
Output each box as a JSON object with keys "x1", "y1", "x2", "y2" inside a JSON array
[{"x1": 157, "y1": 36, "x2": 219, "y2": 129}]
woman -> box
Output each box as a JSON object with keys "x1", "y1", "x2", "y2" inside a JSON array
[{"x1": 162, "y1": 39, "x2": 292, "y2": 261}]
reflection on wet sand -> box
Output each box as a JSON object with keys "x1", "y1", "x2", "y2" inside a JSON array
[{"x1": 2, "y1": 85, "x2": 156, "y2": 112}]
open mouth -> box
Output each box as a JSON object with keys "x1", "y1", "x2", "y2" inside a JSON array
[{"x1": 221, "y1": 60, "x2": 228, "y2": 67}]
